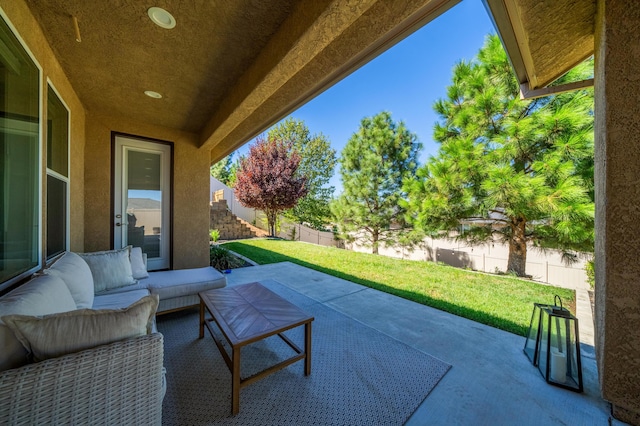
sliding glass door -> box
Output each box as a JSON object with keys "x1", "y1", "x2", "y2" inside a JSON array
[{"x1": 0, "y1": 13, "x2": 41, "y2": 290}]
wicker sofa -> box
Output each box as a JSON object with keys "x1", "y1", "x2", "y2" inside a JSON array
[{"x1": 0, "y1": 248, "x2": 227, "y2": 425}]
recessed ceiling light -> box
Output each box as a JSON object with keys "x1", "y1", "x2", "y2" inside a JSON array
[
  {"x1": 144, "y1": 90, "x2": 162, "y2": 99},
  {"x1": 148, "y1": 7, "x2": 176, "y2": 29}
]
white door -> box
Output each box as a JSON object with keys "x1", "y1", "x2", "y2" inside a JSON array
[{"x1": 114, "y1": 135, "x2": 171, "y2": 270}]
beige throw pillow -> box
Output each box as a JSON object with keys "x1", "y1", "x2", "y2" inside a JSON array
[
  {"x1": 78, "y1": 247, "x2": 136, "y2": 293},
  {"x1": 2, "y1": 294, "x2": 158, "y2": 362}
]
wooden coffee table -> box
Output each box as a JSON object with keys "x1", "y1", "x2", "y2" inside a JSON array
[{"x1": 199, "y1": 282, "x2": 314, "y2": 415}]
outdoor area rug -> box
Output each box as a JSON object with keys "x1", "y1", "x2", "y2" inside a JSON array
[{"x1": 157, "y1": 279, "x2": 450, "y2": 425}]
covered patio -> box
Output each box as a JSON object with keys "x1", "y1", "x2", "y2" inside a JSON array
[
  {"x1": 157, "y1": 261, "x2": 616, "y2": 425},
  {"x1": 1, "y1": 0, "x2": 640, "y2": 424}
]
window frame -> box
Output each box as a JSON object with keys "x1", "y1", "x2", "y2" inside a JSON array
[
  {"x1": 45, "y1": 80, "x2": 71, "y2": 261},
  {"x1": 0, "y1": 7, "x2": 44, "y2": 292}
]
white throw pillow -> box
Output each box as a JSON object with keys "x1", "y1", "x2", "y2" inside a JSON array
[
  {"x1": 130, "y1": 246, "x2": 149, "y2": 279},
  {"x1": 78, "y1": 247, "x2": 136, "y2": 293},
  {"x1": 43, "y1": 252, "x2": 94, "y2": 308},
  {"x1": 3, "y1": 294, "x2": 158, "y2": 362}
]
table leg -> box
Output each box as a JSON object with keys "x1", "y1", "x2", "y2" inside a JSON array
[
  {"x1": 304, "y1": 321, "x2": 312, "y2": 376},
  {"x1": 199, "y1": 299, "x2": 205, "y2": 339},
  {"x1": 232, "y1": 346, "x2": 241, "y2": 415}
]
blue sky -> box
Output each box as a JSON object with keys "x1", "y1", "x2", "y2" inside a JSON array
[{"x1": 233, "y1": 0, "x2": 496, "y2": 194}]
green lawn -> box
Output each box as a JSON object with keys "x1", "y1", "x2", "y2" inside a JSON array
[{"x1": 223, "y1": 239, "x2": 575, "y2": 336}]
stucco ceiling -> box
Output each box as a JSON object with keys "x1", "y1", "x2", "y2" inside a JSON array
[
  {"x1": 26, "y1": 0, "x2": 302, "y2": 133},
  {"x1": 25, "y1": 0, "x2": 459, "y2": 163},
  {"x1": 484, "y1": 0, "x2": 595, "y2": 91}
]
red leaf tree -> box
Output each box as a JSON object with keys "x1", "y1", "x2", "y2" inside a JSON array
[{"x1": 235, "y1": 136, "x2": 308, "y2": 236}]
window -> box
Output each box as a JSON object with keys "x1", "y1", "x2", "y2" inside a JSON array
[
  {"x1": 46, "y1": 85, "x2": 69, "y2": 260},
  {"x1": 0, "y1": 14, "x2": 41, "y2": 289}
]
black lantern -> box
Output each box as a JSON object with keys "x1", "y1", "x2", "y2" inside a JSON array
[{"x1": 524, "y1": 295, "x2": 583, "y2": 392}]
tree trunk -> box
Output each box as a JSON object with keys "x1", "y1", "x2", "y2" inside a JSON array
[
  {"x1": 507, "y1": 218, "x2": 527, "y2": 276},
  {"x1": 372, "y1": 229, "x2": 379, "y2": 255},
  {"x1": 266, "y1": 210, "x2": 277, "y2": 237}
]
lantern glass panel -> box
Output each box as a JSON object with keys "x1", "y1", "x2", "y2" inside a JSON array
[
  {"x1": 524, "y1": 303, "x2": 545, "y2": 364},
  {"x1": 538, "y1": 311, "x2": 550, "y2": 377},
  {"x1": 537, "y1": 306, "x2": 583, "y2": 392}
]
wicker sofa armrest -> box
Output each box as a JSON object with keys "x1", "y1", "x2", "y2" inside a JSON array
[{"x1": 0, "y1": 333, "x2": 164, "y2": 426}]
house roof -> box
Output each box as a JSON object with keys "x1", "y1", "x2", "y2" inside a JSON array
[
  {"x1": 25, "y1": 0, "x2": 459, "y2": 164},
  {"x1": 482, "y1": 0, "x2": 595, "y2": 93}
]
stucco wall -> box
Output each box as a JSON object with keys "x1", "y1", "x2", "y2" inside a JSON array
[
  {"x1": 1, "y1": 0, "x2": 86, "y2": 255},
  {"x1": 84, "y1": 111, "x2": 209, "y2": 269},
  {"x1": 595, "y1": 0, "x2": 640, "y2": 423}
]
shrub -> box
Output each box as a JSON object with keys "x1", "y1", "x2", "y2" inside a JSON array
[
  {"x1": 210, "y1": 245, "x2": 244, "y2": 271},
  {"x1": 210, "y1": 229, "x2": 220, "y2": 242},
  {"x1": 585, "y1": 259, "x2": 595, "y2": 289}
]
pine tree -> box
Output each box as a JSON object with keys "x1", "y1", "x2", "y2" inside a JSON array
[
  {"x1": 404, "y1": 34, "x2": 594, "y2": 276},
  {"x1": 332, "y1": 111, "x2": 421, "y2": 254},
  {"x1": 267, "y1": 118, "x2": 337, "y2": 229},
  {"x1": 235, "y1": 136, "x2": 308, "y2": 236},
  {"x1": 210, "y1": 154, "x2": 234, "y2": 186}
]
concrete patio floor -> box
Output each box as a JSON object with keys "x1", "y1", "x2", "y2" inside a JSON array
[{"x1": 223, "y1": 261, "x2": 624, "y2": 425}]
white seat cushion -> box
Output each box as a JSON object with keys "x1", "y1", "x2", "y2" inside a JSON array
[
  {"x1": 93, "y1": 289, "x2": 151, "y2": 310},
  {"x1": 0, "y1": 275, "x2": 76, "y2": 371},
  {"x1": 43, "y1": 252, "x2": 94, "y2": 308},
  {"x1": 140, "y1": 267, "x2": 226, "y2": 300},
  {"x1": 94, "y1": 281, "x2": 149, "y2": 296}
]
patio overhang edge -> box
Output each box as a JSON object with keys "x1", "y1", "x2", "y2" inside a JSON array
[
  {"x1": 482, "y1": 0, "x2": 595, "y2": 94},
  {"x1": 200, "y1": 0, "x2": 460, "y2": 165}
]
